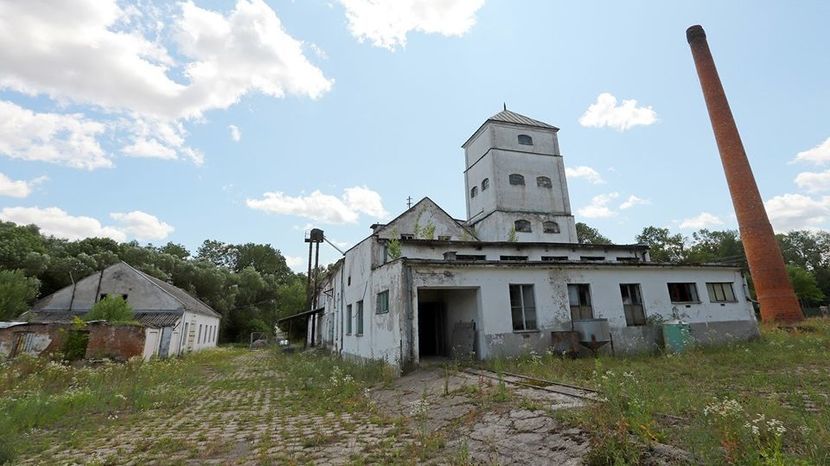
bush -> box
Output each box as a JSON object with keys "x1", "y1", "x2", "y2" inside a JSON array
[
  {"x1": 83, "y1": 295, "x2": 135, "y2": 323},
  {"x1": 62, "y1": 317, "x2": 89, "y2": 361},
  {"x1": 0, "y1": 269, "x2": 39, "y2": 320}
]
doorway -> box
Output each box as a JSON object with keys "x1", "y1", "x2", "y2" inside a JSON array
[{"x1": 418, "y1": 301, "x2": 446, "y2": 357}]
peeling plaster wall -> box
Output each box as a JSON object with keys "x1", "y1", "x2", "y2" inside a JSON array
[
  {"x1": 411, "y1": 263, "x2": 757, "y2": 359},
  {"x1": 375, "y1": 199, "x2": 470, "y2": 241},
  {"x1": 0, "y1": 324, "x2": 67, "y2": 358}
]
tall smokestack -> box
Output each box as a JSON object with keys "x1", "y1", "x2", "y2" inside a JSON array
[{"x1": 686, "y1": 25, "x2": 803, "y2": 323}]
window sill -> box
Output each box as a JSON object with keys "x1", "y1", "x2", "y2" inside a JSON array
[
  {"x1": 376, "y1": 311, "x2": 389, "y2": 315},
  {"x1": 513, "y1": 329, "x2": 540, "y2": 334},
  {"x1": 670, "y1": 301, "x2": 701, "y2": 305},
  {"x1": 356, "y1": 333, "x2": 363, "y2": 337}
]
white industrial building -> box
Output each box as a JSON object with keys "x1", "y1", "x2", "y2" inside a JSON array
[
  {"x1": 26, "y1": 262, "x2": 221, "y2": 360},
  {"x1": 307, "y1": 109, "x2": 759, "y2": 370}
]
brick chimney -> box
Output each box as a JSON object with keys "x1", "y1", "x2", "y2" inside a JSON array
[{"x1": 686, "y1": 25, "x2": 803, "y2": 323}]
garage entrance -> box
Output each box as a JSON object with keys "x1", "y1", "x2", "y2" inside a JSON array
[{"x1": 417, "y1": 288, "x2": 479, "y2": 360}]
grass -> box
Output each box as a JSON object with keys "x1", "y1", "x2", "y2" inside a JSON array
[
  {"x1": 483, "y1": 317, "x2": 830, "y2": 465},
  {"x1": 0, "y1": 347, "x2": 395, "y2": 464}
]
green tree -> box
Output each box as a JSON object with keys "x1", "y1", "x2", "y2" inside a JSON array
[
  {"x1": 0, "y1": 269, "x2": 40, "y2": 320},
  {"x1": 636, "y1": 226, "x2": 687, "y2": 263},
  {"x1": 235, "y1": 243, "x2": 290, "y2": 278},
  {"x1": 787, "y1": 265, "x2": 825, "y2": 306},
  {"x1": 159, "y1": 242, "x2": 190, "y2": 260},
  {"x1": 686, "y1": 229, "x2": 745, "y2": 265},
  {"x1": 83, "y1": 295, "x2": 135, "y2": 323},
  {"x1": 576, "y1": 222, "x2": 612, "y2": 245},
  {"x1": 196, "y1": 240, "x2": 238, "y2": 269}
]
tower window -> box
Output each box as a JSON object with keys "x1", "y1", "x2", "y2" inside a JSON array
[
  {"x1": 509, "y1": 174, "x2": 525, "y2": 186},
  {"x1": 514, "y1": 219, "x2": 531, "y2": 232},
  {"x1": 518, "y1": 134, "x2": 533, "y2": 145},
  {"x1": 543, "y1": 221, "x2": 560, "y2": 233},
  {"x1": 470, "y1": 186, "x2": 478, "y2": 198},
  {"x1": 481, "y1": 178, "x2": 489, "y2": 191},
  {"x1": 536, "y1": 176, "x2": 552, "y2": 188}
]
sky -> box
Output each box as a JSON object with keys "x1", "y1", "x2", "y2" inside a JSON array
[{"x1": 1, "y1": 0, "x2": 828, "y2": 271}]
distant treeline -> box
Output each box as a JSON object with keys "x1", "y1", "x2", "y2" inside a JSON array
[
  {"x1": 577, "y1": 222, "x2": 828, "y2": 307},
  {"x1": 0, "y1": 221, "x2": 307, "y2": 342}
]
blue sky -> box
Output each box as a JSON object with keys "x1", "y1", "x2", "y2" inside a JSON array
[{"x1": 1, "y1": 0, "x2": 828, "y2": 270}]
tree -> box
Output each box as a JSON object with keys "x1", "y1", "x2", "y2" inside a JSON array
[
  {"x1": 0, "y1": 270, "x2": 40, "y2": 320},
  {"x1": 686, "y1": 229, "x2": 745, "y2": 265},
  {"x1": 83, "y1": 295, "x2": 135, "y2": 323},
  {"x1": 235, "y1": 243, "x2": 290, "y2": 278},
  {"x1": 196, "y1": 240, "x2": 238, "y2": 269},
  {"x1": 636, "y1": 226, "x2": 687, "y2": 263},
  {"x1": 576, "y1": 222, "x2": 612, "y2": 245},
  {"x1": 159, "y1": 242, "x2": 190, "y2": 260},
  {"x1": 787, "y1": 265, "x2": 825, "y2": 306}
]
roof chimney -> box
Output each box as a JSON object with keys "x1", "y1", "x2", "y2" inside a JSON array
[{"x1": 686, "y1": 25, "x2": 803, "y2": 323}]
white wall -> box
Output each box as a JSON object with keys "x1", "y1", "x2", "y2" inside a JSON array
[
  {"x1": 177, "y1": 311, "x2": 220, "y2": 354},
  {"x1": 410, "y1": 263, "x2": 756, "y2": 359}
]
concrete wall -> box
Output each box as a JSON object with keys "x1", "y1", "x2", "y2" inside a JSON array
[
  {"x1": 410, "y1": 263, "x2": 758, "y2": 360},
  {"x1": 177, "y1": 311, "x2": 219, "y2": 354},
  {"x1": 375, "y1": 198, "x2": 470, "y2": 241},
  {"x1": 473, "y1": 211, "x2": 577, "y2": 243},
  {"x1": 397, "y1": 240, "x2": 644, "y2": 263}
]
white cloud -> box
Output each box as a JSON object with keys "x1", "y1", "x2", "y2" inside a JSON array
[
  {"x1": 285, "y1": 255, "x2": 305, "y2": 272},
  {"x1": 0, "y1": 0, "x2": 331, "y2": 168},
  {"x1": 246, "y1": 186, "x2": 388, "y2": 224},
  {"x1": 619, "y1": 195, "x2": 650, "y2": 210},
  {"x1": 110, "y1": 211, "x2": 174, "y2": 241},
  {"x1": 794, "y1": 170, "x2": 830, "y2": 193},
  {"x1": 0, "y1": 100, "x2": 109, "y2": 169},
  {"x1": 678, "y1": 212, "x2": 724, "y2": 229},
  {"x1": 791, "y1": 137, "x2": 830, "y2": 165},
  {"x1": 565, "y1": 166, "x2": 605, "y2": 184},
  {"x1": 577, "y1": 192, "x2": 619, "y2": 219},
  {"x1": 0, "y1": 206, "x2": 174, "y2": 242},
  {"x1": 229, "y1": 124, "x2": 241, "y2": 142},
  {"x1": 764, "y1": 194, "x2": 830, "y2": 232},
  {"x1": 339, "y1": 0, "x2": 485, "y2": 50},
  {"x1": 0, "y1": 207, "x2": 126, "y2": 241},
  {"x1": 0, "y1": 173, "x2": 46, "y2": 198},
  {"x1": 578, "y1": 93, "x2": 657, "y2": 131}
]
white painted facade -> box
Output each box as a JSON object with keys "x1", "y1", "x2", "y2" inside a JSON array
[{"x1": 307, "y1": 110, "x2": 759, "y2": 371}]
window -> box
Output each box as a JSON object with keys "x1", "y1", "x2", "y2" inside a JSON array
[
  {"x1": 616, "y1": 257, "x2": 640, "y2": 263},
  {"x1": 100, "y1": 293, "x2": 128, "y2": 301},
  {"x1": 500, "y1": 255, "x2": 528, "y2": 261},
  {"x1": 580, "y1": 256, "x2": 605, "y2": 261},
  {"x1": 541, "y1": 256, "x2": 568, "y2": 261},
  {"x1": 457, "y1": 254, "x2": 486, "y2": 261},
  {"x1": 377, "y1": 290, "x2": 389, "y2": 314},
  {"x1": 400, "y1": 234, "x2": 414, "y2": 240},
  {"x1": 707, "y1": 282, "x2": 736, "y2": 302},
  {"x1": 568, "y1": 284, "x2": 593, "y2": 320},
  {"x1": 509, "y1": 284, "x2": 537, "y2": 331},
  {"x1": 543, "y1": 221, "x2": 560, "y2": 233},
  {"x1": 620, "y1": 284, "x2": 646, "y2": 326},
  {"x1": 356, "y1": 300, "x2": 364, "y2": 335},
  {"x1": 347, "y1": 276, "x2": 351, "y2": 286},
  {"x1": 346, "y1": 304, "x2": 352, "y2": 334},
  {"x1": 438, "y1": 235, "x2": 451, "y2": 241},
  {"x1": 518, "y1": 134, "x2": 533, "y2": 145},
  {"x1": 481, "y1": 178, "x2": 490, "y2": 191},
  {"x1": 509, "y1": 174, "x2": 525, "y2": 185},
  {"x1": 470, "y1": 186, "x2": 478, "y2": 198},
  {"x1": 198, "y1": 324, "x2": 203, "y2": 344},
  {"x1": 668, "y1": 283, "x2": 699, "y2": 303},
  {"x1": 536, "y1": 176, "x2": 552, "y2": 188},
  {"x1": 514, "y1": 219, "x2": 531, "y2": 232}
]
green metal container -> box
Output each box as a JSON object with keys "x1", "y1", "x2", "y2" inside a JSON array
[{"x1": 662, "y1": 320, "x2": 692, "y2": 353}]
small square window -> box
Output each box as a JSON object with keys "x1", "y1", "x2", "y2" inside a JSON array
[
  {"x1": 536, "y1": 176, "x2": 552, "y2": 188},
  {"x1": 509, "y1": 174, "x2": 525, "y2": 186}
]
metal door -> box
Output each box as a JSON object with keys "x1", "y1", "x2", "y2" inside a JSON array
[{"x1": 158, "y1": 326, "x2": 173, "y2": 358}]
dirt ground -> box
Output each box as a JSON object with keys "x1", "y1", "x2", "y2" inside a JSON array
[{"x1": 18, "y1": 351, "x2": 593, "y2": 465}]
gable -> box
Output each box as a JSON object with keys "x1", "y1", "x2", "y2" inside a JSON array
[
  {"x1": 375, "y1": 198, "x2": 475, "y2": 241},
  {"x1": 34, "y1": 262, "x2": 184, "y2": 313}
]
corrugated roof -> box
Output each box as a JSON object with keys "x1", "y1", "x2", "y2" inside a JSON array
[
  {"x1": 486, "y1": 109, "x2": 558, "y2": 130},
  {"x1": 135, "y1": 312, "x2": 182, "y2": 328}
]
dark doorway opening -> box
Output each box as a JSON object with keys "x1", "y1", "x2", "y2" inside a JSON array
[{"x1": 418, "y1": 301, "x2": 447, "y2": 357}]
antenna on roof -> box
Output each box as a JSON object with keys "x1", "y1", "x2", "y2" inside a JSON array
[{"x1": 503, "y1": 102, "x2": 507, "y2": 111}]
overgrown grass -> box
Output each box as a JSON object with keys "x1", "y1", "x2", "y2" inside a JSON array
[
  {"x1": 0, "y1": 347, "x2": 394, "y2": 464},
  {"x1": 484, "y1": 318, "x2": 830, "y2": 465}
]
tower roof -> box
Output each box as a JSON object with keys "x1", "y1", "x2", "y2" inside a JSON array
[
  {"x1": 463, "y1": 108, "x2": 558, "y2": 148},
  {"x1": 486, "y1": 109, "x2": 558, "y2": 130}
]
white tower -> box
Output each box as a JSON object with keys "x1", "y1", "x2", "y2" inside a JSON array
[{"x1": 462, "y1": 108, "x2": 578, "y2": 243}]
